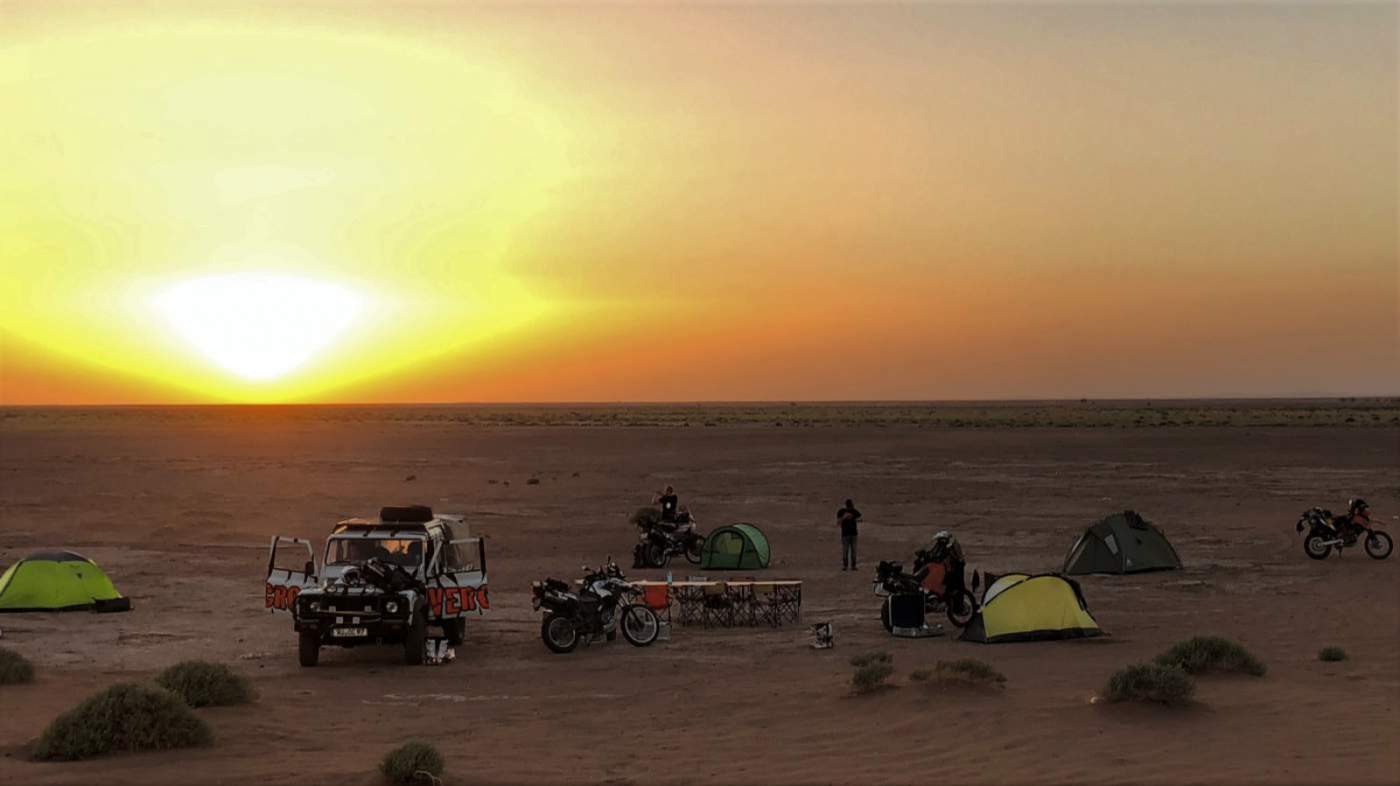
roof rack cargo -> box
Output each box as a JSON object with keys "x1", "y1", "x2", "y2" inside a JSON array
[{"x1": 379, "y1": 505, "x2": 433, "y2": 523}]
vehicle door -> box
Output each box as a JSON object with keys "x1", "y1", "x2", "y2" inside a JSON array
[
  {"x1": 265, "y1": 536, "x2": 317, "y2": 613},
  {"x1": 425, "y1": 537, "x2": 489, "y2": 621}
]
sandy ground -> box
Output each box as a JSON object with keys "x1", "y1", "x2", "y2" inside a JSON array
[{"x1": 1, "y1": 406, "x2": 1397, "y2": 785}]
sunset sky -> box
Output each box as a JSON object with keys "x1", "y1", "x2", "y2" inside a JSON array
[{"x1": 1, "y1": 2, "x2": 1395, "y2": 404}]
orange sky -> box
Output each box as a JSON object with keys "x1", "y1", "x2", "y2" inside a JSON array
[{"x1": 1, "y1": 2, "x2": 1396, "y2": 403}]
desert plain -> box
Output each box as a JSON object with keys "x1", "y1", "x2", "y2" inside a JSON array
[{"x1": 1, "y1": 400, "x2": 1397, "y2": 785}]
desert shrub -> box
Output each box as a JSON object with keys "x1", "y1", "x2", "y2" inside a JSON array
[
  {"x1": 909, "y1": 669, "x2": 932, "y2": 683},
  {"x1": 929, "y1": 658, "x2": 1007, "y2": 688},
  {"x1": 1154, "y1": 636, "x2": 1266, "y2": 676},
  {"x1": 1104, "y1": 664, "x2": 1195, "y2": 707},
  {"x1": 156, "y1": 660, "x2": 256, "y2": 707},
  {"x1": 1318, "y1": 647, "x2": 1348, "y2": 663},
  {"x1": 0, "y1": 647, "x2": 35, "y2": 685},
  {"x1": 849, "y1": 651, "x2": 893, "y2": 694},
  {"x1": 380, "y1": 741, "x2": 445, "y2": 785},
  {"x1": 630, "y1": 506, "x2": 661, "y2": 528},
  {"x1": 31, "y1": 683, "x2": 212, "y2": 760}
]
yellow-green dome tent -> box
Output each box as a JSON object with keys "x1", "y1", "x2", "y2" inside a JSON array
[
  {"x1": 0, "y1": 550, "x2": 131, "y2": 613},
  {"x1": 959, "y1": 573, "x2": 1100, "y2": 643}
]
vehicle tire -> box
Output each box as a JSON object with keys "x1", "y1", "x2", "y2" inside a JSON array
[
  {"x1": 298, "y1": 630, "x2": 320, "y2": 667},
  {"x1": 685, "y1": 536, "x2": 704, "y2": 565},
  {"x1": 619, "y1": 605, "x2": 660, "y2": 647},
  {"x1": 1364, "y1": 531, "x2": 1393, "y2": 560},
  {"x1": 945, "y1": 593, "x2": 976, "y2": 628},
  {"x1": 1304, "y1": 533, "x2": 1332, "y2": 560},
  {"x1": 403, "y1": 609, "x2": 428, "y2": 665},
  {"x1": 879, "y1": 598, "x2": 892, "y2": 632},
  {"x1": 643, "y1": 542, "x2": 668, "y2": 569},
  {"x1": 542, "y1": 613, "x2": 579, "y2": 654},
  {"x1": 444, "y1": 617, "x2": 466, "y2": 646}
]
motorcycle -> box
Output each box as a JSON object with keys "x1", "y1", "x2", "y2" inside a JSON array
[
  {"x1": 531, "y1": 558, "x2": 661, "y2": 654},
  {"x1": 1296, "y1": 504, "x2": 1392, "y2": 561},
  {"x1": 874, "y1": 547, "x2": 980, "y2": 629},
  {"x1": 636, "y1": 511, "x2": 705, "y2": 568}
]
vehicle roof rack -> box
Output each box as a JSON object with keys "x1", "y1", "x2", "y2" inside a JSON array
[{"x1": 380, "y1": 505, "x2": 433, "y2": 523}]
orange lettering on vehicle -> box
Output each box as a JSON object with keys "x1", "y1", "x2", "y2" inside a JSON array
[{"x1": 264, "y1": 583, "x2": 301, "y2": 611}]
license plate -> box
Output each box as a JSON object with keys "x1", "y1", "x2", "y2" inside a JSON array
[{"x1": 332, "y1": 627, "x2": 368, "y2": 638}]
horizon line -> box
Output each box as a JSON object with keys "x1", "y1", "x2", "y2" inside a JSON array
[{"x1": 3, "y1": 395, "x2": 1398, "y2": 410}]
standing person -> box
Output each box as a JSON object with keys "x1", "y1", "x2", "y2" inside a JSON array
[
  {"x1": 837, "y1": 499, "x2": 861, "y2": 571},
  {"x1": 653, "y1": 485, "x2": 680, "y2": 524}
]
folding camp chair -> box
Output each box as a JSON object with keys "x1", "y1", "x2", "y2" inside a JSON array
[
  {"x1": 639, "y1": 583, "x2": 673, "y2": 640},
  {"x1": 701, "y1": 582, "x2": 737, "y2": 628},
  {"x1": 674, "y1": 584, "x2": 704, "y2": 626},
  {"x1": 641, "y1": 584, "x2": 672, "y2": 623},
  {"x1": 750, "y1": 583, "x2": 783, "y2": 627},
  {"x1": 770, "y1": 582, "x2": 802, "y2": 624}
]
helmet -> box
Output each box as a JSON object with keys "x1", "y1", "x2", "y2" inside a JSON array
[
  {"x1": 931, "y1": 530, "x2": 951, "y2": 542},
  {"x1": 1349, "y1": 498, "x2": 1369, "y2": 513}
]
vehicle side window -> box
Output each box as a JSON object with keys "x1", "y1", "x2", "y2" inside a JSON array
[{"x1": 445, "y1": 541, "x2": 479, "y2": 572}]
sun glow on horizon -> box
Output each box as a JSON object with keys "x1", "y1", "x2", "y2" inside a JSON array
[
  {"x1": 1, "y1": 3, "x2": 1395, "y2": 403},
  {"x1": 0, "y1": 12, "x2": 572, "y2": 403},
  {"x1": 153, "y1": 273, "x2": 364, "y2": 381}
]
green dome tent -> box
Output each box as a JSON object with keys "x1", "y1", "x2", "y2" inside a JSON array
[
  {"x1": 700, "y1": 524, "x2": 770, "y2": 570},
  {"x1": 1063, "y1": 510, "x2": 1182, "y2": 575},
  {"x1": 0, "y1": 550, "x2": 131, "y2": 613}
]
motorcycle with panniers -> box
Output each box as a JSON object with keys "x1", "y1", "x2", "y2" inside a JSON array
[
  {"x1": 532, "y1": 558, "x2": 660, "y2": 654},
  {"x1": 1296, "y1": 498, "x2": 1391, "y2": 561},
  {"x1": 632, "y1": 507, "x2": 705, "y2": 568},
  {"x1": 874, "y1": 532, "x2": 980, "y2": 629}
]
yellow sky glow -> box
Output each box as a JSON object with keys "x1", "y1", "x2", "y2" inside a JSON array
[{"x1": 1, "y1": 3, "x2": 1396, "y2": 403}]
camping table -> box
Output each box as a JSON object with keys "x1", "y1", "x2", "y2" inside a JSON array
[{"x1": 630, "y1": 580, "x2": 801, "y2": 628}]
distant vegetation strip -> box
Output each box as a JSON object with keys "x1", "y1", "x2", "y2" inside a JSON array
[{"x1": 5, "y1": 399, "x2": 1398, "y2": 428}]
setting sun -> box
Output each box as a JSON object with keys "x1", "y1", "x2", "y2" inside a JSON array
[{"x1": 152, "y1": 273, "x2": 364, "y2": 381}]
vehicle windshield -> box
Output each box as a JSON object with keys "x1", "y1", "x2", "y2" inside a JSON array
[{"x1": 326, "y1": 537, "x2": 425, "y2": 571}]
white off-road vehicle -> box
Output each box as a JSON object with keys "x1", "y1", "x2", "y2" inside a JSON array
[{"x1": 265, "y1": 505, "x2": 488, "y2": 666}]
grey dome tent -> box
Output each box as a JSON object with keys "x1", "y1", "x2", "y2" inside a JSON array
[
  {"x1": 1063, "y1": 510, "x2": 1182, "y2": 575},
  {"x1": 700, "y1": 523, "x2": 770, "y2": 570}
]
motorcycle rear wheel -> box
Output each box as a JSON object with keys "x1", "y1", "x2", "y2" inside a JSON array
[
  {"x1": 542, "y1": 613, "x2": 580, "y2": 654},
  {"x1": 685, "y1": 537, "x2": 704, "y2": 565},
  {"x1": 1364, "y1": 531, "x2": 1393, "y2": 560},
  {"x1": 619, "y1": 605, "x2": 660, "y2": 647},
  {"x1": 1304, "y1": 533, "x2": 1332, "y2": 560},
  {"x1": 643, "y1": 542, "x2": 669, "y2": 569}
]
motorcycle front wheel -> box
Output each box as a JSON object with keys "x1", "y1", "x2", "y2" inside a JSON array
[
  {"x1": 541, "y1": 613, "x2": 580, "y2": 654},
  {"x1": 1364, "y1": 531, "x2": 1393, "y2": 560},
  {"x1": 619, "y1": 605, "x2": 660, "y2": 647},
  {"x1": 1304, "y1": 533, "x2": 1332, "y2": 560},
  {"x1": 879, "y1": 598, "x2": 892, "y2": 632},
  {"x1": 946, "y1": 593, "x2": 977, "y2": 628},
  {"x1": 685, "y1": 536, "x2": 704, "y2": 565}
]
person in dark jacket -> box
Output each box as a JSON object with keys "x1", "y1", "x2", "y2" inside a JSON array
[
  {"x1": 837, "y1": 499, "x2": 861, "y2": 571},
  {"x1": 653, "y1": 485, "x2": 680, "y2": 523}
]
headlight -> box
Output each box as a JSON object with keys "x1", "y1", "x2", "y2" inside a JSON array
[
  {"x1": 385, "y1": 601, "x2": 399, "y2": 614},
  {"x1": 308, "y1": 601, "x2": 320, "y2": 612}
]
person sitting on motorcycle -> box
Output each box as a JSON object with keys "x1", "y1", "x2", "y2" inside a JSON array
[
  {"x1": 1338, "y1": 498, "x2": 1371, "y2": 544},
  {"x1": 918, "y1": 531, "x2": 966, "y2": 595}
]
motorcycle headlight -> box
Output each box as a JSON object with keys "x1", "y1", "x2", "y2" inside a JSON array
[
  {"x1": 385, "y1": 601, "x2": 399, "y2": 614},
  {"x1": 308, "y1": 601, "x2": 320, "y2": 612}
]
